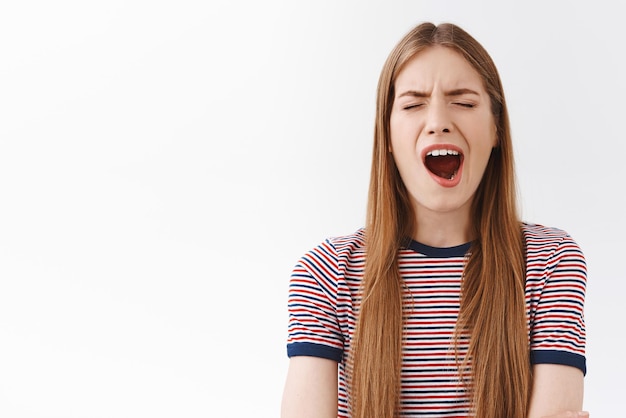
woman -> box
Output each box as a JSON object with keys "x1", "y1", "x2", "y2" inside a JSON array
[{"x1": 281, "y1": 22, "x2": 587, "y2": 418}]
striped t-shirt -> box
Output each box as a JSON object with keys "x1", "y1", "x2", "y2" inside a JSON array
[{"x1": 286, "y1": 223, "x2": 586, "y2": 417}]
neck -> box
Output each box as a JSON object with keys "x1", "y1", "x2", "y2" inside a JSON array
[{"x1": 413, "y1": 205, "x2": 473, "y2": 248}]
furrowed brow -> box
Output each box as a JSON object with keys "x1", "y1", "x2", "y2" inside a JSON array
[
  {"x1": 397, "y1": 88, "x2": 480, "y2": 99},
  {"x1": 445, "y1": 88, "x2": 480, "y2": 97},
  {"x1": 397, "y1": 90, "x2": 429, "y2": 99}
]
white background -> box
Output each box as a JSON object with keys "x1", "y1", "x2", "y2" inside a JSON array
[{"x1": 1, "y1": 1, "x2": 623, "y2": 417}]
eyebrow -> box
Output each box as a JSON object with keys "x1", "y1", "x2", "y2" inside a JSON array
[{"x1": 397, "y1": 88, "x2": 481, "y2": 98}]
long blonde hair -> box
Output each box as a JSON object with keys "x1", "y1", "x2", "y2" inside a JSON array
[{"x1": 349, "y1": 22, "x2": 530, "y2": 417}]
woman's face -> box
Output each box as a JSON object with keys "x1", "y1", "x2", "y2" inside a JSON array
[{"x1": 390, "y1": 46, "x2": 497, "y2": 220}]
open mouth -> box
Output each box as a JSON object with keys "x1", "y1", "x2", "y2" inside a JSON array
[{"x1": 424, "y1": 149, "x2": 462, "y2": 180}]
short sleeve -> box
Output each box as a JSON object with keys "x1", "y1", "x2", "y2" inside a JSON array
[
  {"x1": 286, "y1": 240, "x2": 344, "y2": 362},
  {"x1": 528, "y1": 232, "x2": 587, "y2": 375}
]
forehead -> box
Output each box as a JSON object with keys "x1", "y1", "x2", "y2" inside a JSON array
[{"x1": 394, "y1": 46, "x2": 485, "y2": 92}]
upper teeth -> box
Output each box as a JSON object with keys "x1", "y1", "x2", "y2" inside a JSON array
[{"x1": 427, "y1": 149, "x2": 459, "y2": 157}]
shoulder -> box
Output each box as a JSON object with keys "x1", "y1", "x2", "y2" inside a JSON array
[
  {"x1": 522, "y1": 222, "x2": 572, "y2": 242},
  {"x1": 295, "y1": 228, "x2": 366, "y2": 277},
  {"x1": 522, "y1": 222, "x2": 586, "y2": 281},
  {"x1": 326, "y1": 228, "x2": 367, "y2": 256},
  {"x1": 522, "y1": 223, "x2": 584, "y2": 257},
  {"x1": 302, "y1": 228, "x2": 366, "y2": 262}
]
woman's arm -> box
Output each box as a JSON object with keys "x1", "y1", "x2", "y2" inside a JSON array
[
  {"x1": 281, "y1": 356, "x2": 338, "y2": 418},
  {"x1": 527, "y1": 364, "x2": 586, "y2": 418}
]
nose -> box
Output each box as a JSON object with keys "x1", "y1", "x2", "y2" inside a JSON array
[{"x1": 425, "y1": 101, "x2": 452, "y2": 135}]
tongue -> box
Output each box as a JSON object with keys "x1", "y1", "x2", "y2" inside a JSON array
[{"x1": 426, "y1": 155, "x2": 460, "y2": 180}]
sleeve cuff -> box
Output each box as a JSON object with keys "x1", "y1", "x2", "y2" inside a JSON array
[
  {"x1": 287, "y1": 342, "x2": 343, "y2": 362},
  {"x1": 531, "y1": 349, "x2": 586, "y2": 375}
]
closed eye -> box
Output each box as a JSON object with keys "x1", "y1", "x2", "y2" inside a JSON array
[
  {"x1": 454, "y1": 102, "x2": 475, "y2": 108},
  {"x1": 403, "y1": 103, "x2": 424, "y2": 110}
]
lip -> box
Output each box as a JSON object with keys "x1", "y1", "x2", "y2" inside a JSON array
[{"x1": 421, "y1": 143, "x2": 464, "y2": 188}]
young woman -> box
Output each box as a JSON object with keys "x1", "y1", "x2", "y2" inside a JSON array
[{"x1": 281, "y1": 22, "x2": 587, "y2": 418}]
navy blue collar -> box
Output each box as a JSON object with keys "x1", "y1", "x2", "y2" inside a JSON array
[{"x1": 406, "y1": 240, "x2": 471, "y2": 258}]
